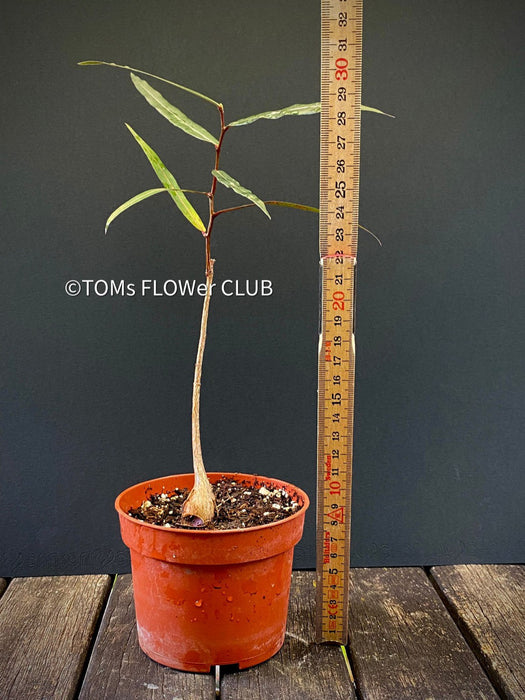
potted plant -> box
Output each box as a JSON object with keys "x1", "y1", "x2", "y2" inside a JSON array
[
  {"x1": 80, "y1": 60, "x2": 385, "y2": 672},
  {"x1": 79, "y1": 60, "x2": 320, "y2": 672}
]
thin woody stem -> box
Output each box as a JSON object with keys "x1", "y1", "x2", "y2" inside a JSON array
[
  {"x1": 191, "y1": 259, "x2": 215, "y2": 484},
  {"x1": 204, "y1": 105, "x2": 229, "y2": 274},
  {"x1": 183, "y1": 104, "x2": 229, "y2": 522}
]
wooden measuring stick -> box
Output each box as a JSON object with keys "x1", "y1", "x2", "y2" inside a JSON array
[{"x1": 316, "y1": 0, "x2": 362, "y2": 644}]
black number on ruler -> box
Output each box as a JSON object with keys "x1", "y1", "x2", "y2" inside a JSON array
[{"x1": 335, "y1": 181, "x2": 346, "y2": 198}]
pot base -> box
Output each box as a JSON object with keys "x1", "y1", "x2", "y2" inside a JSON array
[
  {"x1": 137, "y1": 627, "x2": 285, "y2": 673},
  {"x1": 130, "y1": 548, "x2": 294, "y2": 672}
]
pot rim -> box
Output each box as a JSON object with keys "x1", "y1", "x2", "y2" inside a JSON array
[{"x1": 115, "y1": 471, "x2": 310, "y2": 536}]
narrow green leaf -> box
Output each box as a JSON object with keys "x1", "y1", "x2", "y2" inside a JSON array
[
  {"x1": 126, "y1": 124, "x2": 206, "y2": 232},
  {"x1": 105, "y1": 187, "x2": 167, "y2": 233},
  {"x1": 227, "y1": 101, "x2": 394, "y2": 128},
  {"x1": 131, "y1": 74, "x2": 219, "y2": 145},
  {"x1": 78, "y1": 60, "x2": 220, "y2": 107},
  {"x1": 212, "y1": 169, "x2": 270, "y2": 219},
  {"x1": 266, "y1": 200, "x2": 319, "y2": 213},
  {"x1": 228, "y1": 102, "x2": 322, "y2": 128},
  {"x1": 362, "y1": 104, "x2": 395, "y2": 118}
]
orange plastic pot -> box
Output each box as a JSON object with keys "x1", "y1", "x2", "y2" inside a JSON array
[{"x1": 115, "y1": 471, "x2": 309, "y2": 672}]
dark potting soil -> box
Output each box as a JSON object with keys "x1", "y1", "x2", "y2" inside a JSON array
[{"x1": 128, "y1": 477, "x2": 303, "y2": 530}]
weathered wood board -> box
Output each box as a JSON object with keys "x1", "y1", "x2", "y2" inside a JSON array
[
  {"x1": 222, "y1": 570, "x2": 356, "y2": 699},
  {"x1": 79, "y1": 574, "x2": 216, "y2": 699},
  {"x1": 348, "y1": 567, "x2": 499, "y2": 699},
  {"x1": 2, "y1": 566, "x2": 520, "y2": 699},
  {"x1": 0, "y1": 575, "x2": 111, "y2": 700},
  {"x1": 431, "y1": 564, "x2": 525, "y2": 700}
]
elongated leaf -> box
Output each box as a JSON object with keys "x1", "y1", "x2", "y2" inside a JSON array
[
  {"x1": 266, "y1": 200, "x2": 319, "y2": 213},
  {"x1": 228, "y1": 102, "x2": 322, "y2": 128},
  {"x1": 362, "y1": 104, "x2": 395, "y2": 118},
  {"x1": 212, "y1": 169, "x2": 270, "y2": 219},
  {"x1": 131, "y1": 73, "x2": 218, "y2": 145},
  {"x1": 126, "y1": 124, "x2": 206, "y2": 232},
  {"x1": 105, "y1": 187, "x2": 167, "y2": 233},
  {"x1": 78, "y1": 60, "x2": 220, "y2": 106},
  {"x1": 228, "y1": 101, "x2": 393, "y2": 127}
]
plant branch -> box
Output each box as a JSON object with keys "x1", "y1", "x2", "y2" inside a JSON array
[
  {"x1": 204, "y1": 104, "x2": 229, "y2": 272},
  {"x1": 214, "y1": 201, "x2": 383, "y2": 245}
]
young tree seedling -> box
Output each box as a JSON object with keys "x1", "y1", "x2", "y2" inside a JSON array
[{"x1": 79, "y1": 60, "x2": 388, "y2": 525}]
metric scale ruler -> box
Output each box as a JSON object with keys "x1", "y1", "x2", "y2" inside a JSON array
[{"x1": 316, "y1": 0, "x2": 362, "y2": 644}]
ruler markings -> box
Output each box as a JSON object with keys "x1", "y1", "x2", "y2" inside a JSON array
[{"x1": 316, "y1": 0, "x2": 362, "y2": 644}]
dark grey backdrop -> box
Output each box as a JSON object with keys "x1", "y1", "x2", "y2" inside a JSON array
[{"x1": 1, "y1": 0, "x2": 524, "y2": 576}]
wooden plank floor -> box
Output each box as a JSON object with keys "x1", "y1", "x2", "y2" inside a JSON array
[
  {"x1": 0, "y1": 566, "x2": 523, "y2": 699},
  {"x1": 431, "y1": 565, "x2": 525, "y2": 700},
  {"x1": 0, "y1": 575, "x2": 111, "y2": 700}
]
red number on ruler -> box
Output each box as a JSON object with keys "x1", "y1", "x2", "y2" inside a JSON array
[
  {"x1": 332, "y1": 290, "x2": 345, "y2": 310},
  {"x1": 335, "y1": 57, "x2": 348, "y2": 81},
  {"x1": 330, "y1": 481, "x2": 341, "y2": 495}
]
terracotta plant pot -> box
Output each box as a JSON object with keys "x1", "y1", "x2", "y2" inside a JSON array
[{"x1": 115, "y1": 471, "x2": 309, "y2": 672}]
